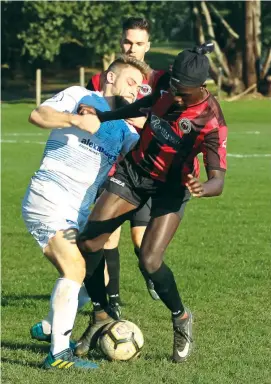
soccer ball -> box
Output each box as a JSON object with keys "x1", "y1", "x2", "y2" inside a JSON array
[{"x1": 98, "y1": 320, "x2": 144, "y2": 361}]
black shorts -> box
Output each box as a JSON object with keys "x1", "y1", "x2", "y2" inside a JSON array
[
  {"x1": 96, "y1": 179, "x2": 151, "y2": 227},
  {"x1": 130, "y1": 198, "x2": 151, "y2": 227},
  {"x1": 106, "y1": 157, "x2": 191, "y2": 219}
]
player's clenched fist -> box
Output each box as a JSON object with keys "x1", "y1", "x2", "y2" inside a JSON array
[
  {"x1": 185, "y1": 174, "x2": 204, "y2": 197},
  {"x1": 77, "y1": 104, "x2": 97, "y2": 116}
]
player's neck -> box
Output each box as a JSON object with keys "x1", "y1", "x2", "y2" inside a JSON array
[
  {"x1": 102, "y1": 94, "x2": 116, "y2": 110},
  {"x1": 186, "y1": 88, "x2": 209, "y2": 107}
]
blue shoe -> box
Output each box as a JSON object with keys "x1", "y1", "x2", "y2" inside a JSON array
[
  {"x1": 42, "y1": 348, "x2": 98, "y2": 370},
  {"x1": 30, "y1": 322, "x2": 76, "y2": 350},
  {"x1": 30, "y1": 322, "x2": 51, "y2": 342}
]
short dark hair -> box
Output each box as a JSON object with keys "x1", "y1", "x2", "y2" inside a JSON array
[
  {"x1": 122, "y1": 17, "x2": 151, "y2": 35},
  {"x1": 107, "y1": 55, "x2": 150, "y2": 80}
]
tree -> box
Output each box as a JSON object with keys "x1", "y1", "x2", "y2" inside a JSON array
[
  {"x1": 1, "y1": 1, "x2": 25, "y2": 72},
  {"x1": 17, "y1": 1, "x2": 150, "y2": 69},
  {"x1": 2, "y1": 1, "x2": 192, "y2": 73},
  {"x1": 191, "y1": 1, "x2": 271, "y2": 96},
  {"x1": 16, "y1": 1, "x2": 192, "y2": 70}
]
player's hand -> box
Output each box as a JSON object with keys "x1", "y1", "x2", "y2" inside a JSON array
[
  {"x1": 126, "y1": 116, "x2": 147, "y2": 129},
  {"x1": 72, "y1": 113, "x2": 101, "y2": 134},
  {"x1": 77, "y1": 104, "x2": 98, "y2": 116},
  {"x1": 185, "y1": 174, "x2": 204, "y2": 197}
]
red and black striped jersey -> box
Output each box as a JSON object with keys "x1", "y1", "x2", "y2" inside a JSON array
[
  {"x1": 86, "y1": 69, "x2": 165, "y2": 177},
  {"x1": 128, "y1": 79, "x2": 227, "y2": 184}
]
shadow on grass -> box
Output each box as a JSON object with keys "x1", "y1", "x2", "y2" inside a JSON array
[
  {"x1": 1, "y1": 340, "x2": 49, "y2": 354},
  {"x1": 2, "y1": 294, "x2": 50, "y2": 307},
  {"x1": 1, "y1": 357, "x2": 42, "y2": 369}
]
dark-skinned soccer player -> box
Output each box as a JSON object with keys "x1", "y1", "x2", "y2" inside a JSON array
[{"x1": 74, "y1": 42, "x2": 228, "y2": 363}]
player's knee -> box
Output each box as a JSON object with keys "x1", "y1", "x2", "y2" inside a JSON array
[
  {"x1": 63, "y1": 258, "x2": 86, "y2": 283},
  {"x1": 139, "y1": 251, "x2": 162, "y2": 274},
  {"x1": 78, "y1": 239, "x2": 99, "y2": 253},
  {"x1": 104, "y1": 229, "x2": 121, "y2": 249}
]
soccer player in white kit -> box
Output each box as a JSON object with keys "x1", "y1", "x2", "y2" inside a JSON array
[{"x1": 22, "y1": 56, "x2": 149, "y2": 370}]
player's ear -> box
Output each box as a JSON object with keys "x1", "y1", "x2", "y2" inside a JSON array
[
  {"x1": 145, "y1": 41, "x2": 151, "y2": 53},
  {"x1": 106, "y1": 71, "x2": 117, "y2": 84},
  {"x1": 120, "y1": 36, "x2": 126, "y2": 54}
]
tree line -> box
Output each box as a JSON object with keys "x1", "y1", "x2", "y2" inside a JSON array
[{"x1": 2, "y1": 1, "x2": 271, "y2": 96}]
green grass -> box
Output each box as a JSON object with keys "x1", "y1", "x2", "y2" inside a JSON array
[{"x1": 1, "y1": 100, "x2": 271, "y2": 383}]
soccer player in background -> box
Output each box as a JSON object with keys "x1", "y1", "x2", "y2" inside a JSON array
[
  {"x1": 74, "y1": 42, "x2": 228, "y2": 363},
  {"x1": 86, "y1": 17, "x2": 165, "y2": 317},
  {"x1": 22, "y1": 56, "x2": 149, "y2": 369}
]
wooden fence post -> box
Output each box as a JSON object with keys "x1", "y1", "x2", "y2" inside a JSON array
[
  {"x1": 80, "y1": 67, "x2": 85, "y2": 87},
  {"x1": 36, "y1": 69, "x2": 41, "y2": 106}
]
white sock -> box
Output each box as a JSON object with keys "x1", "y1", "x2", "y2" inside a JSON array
[
  {"x1": 41, "y1": 318, "x2": 52, "y2": 335},
  {"x1": 50, "y1": 278, "x2": 81, "y2": 355},
  {"x1": 41, "y1": 284, "x2": 90, "y2": 336},
  {"x1": 41, "y1": 282, "x2": 58, "y2": 335},
  {"x1": 78, "y1": 284, "x2": 91, "y2": 310}
]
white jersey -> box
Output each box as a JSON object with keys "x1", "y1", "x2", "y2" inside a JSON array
[{"x1": 28, "y1": 86, "x2": 139, "y2": 215}]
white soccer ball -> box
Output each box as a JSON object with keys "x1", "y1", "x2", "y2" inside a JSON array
[{"x1": 98, "y1": 320, "x2": 144, "y2": 361}]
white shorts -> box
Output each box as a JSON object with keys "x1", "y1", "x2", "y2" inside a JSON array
[{"x1": 22, "y1": 184, "x2": 90, "y2": 251}]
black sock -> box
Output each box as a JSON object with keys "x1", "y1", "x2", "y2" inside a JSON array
[
  {"x1": 104, "y1": 247, "x2": 120, "y2": 303},
  {"x1": 148, "y1": 262, "x2": 185, "y2": 317},
  {"x1": 134, "y1": 247, "x2": 140, "y2": 260},
  {"x1": 83, "y1": 249, "x2": 108, "y2": 311}
]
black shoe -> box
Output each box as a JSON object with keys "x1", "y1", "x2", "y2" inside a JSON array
[
  {"x1": 108, "y1": 301, "x2": 122, "y2": 320},
  {"x1": 172, "y1": 308, "x2": 193, "y2": 363},
  {"x1": 74, "y1": 312, "x2": 114, "y2": 357}
]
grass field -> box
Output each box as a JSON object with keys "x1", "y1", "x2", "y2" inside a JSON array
[{"x1": 1, "y1": 99, "x2": 271, "y2": 384}]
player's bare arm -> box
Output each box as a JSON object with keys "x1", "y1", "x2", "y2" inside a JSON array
[
  {"x1": 29, "y1": 106, "x2": 100, "y2": 134},
  {"x1": 186, "y1": 169, "x2": 225, "y2": 198}
]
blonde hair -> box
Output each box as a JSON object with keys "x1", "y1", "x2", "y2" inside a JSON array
[{"x1": 107, "y1": 55, "x2": 150, "y2": 80}]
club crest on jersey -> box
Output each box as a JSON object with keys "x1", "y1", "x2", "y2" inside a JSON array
[
  {"x1": 178, "y1": 118, "x2": 192, "y2": 134},
  {"x1": 139, "y1": 84, "x2": 152, "y2": 96}
]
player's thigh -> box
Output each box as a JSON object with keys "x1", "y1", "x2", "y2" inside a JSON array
[
  {"x1": 140, "y1": 190, "x2": 190, "y2": 271},
  {"x1": 44, "y1": 228, "x2": 86, "y2": 282},
  {"x1": 104, "y1": 226, "x2": 122, "y2": 249},
  {"x1": 79, "y1": 191, "x2": 138, "y2": 252},
  {"x1": 90, "y1": 191, "x2": 137, "y2": 221},
  {"x1": 130, "y1": 199, "x2": 151, "y2": 248}
]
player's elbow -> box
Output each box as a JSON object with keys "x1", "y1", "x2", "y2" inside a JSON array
[
  {"x1": 29, "y1": 109, "x2": 39, "y2": 125},
  {"x1": 215, "y1": 179, "x2": 224, "y2": 196},
  {"x1": 28, "y1": 108, "x2": 45, "y2": 128}
]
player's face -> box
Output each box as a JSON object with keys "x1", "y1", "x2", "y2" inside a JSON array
[
  {"x1": 170, "y1": 78, "x2": 202, "y2": 106},
  {"x1": 120, "y1": 29, "x2": 150, "y2": 62},
  {"x1": 112, "y1": 66, "x2": 144, "y2": 103}
]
